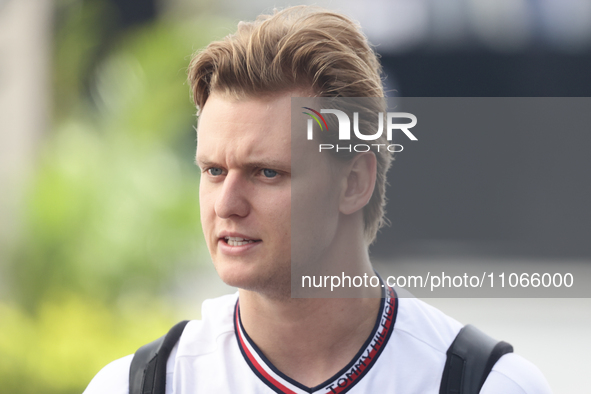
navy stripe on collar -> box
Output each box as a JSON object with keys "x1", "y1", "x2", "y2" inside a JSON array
[{"x1": 234, "y1": 287, "x2": 398, "y2": 394}]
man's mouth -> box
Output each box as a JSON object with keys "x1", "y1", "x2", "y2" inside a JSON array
[{"x1": 223, "y1": 237, "x2": 261, "y2": 246}]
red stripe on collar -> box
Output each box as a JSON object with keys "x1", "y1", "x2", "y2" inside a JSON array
[{"x1": 234, "y1": 287, "x2": 398, "y2": 394}]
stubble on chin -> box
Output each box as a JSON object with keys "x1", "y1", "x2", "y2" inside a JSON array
[{"x1": 214, "y1": 258, "x2": 293, "y2": 301}]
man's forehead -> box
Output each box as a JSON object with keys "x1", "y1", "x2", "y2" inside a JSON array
[
  {"x1": 195, "y1": 93, "x2": 292, "y2": 167},
  {"x1": 196, "y1": 114, "x2": 290, "y2": 147},
  {"x1": 198, "y1": 92, "x2": 291, "y2": 125}
]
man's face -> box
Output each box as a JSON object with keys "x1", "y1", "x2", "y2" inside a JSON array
[
  {"x1": 196, "y1": 92, "x2": 294, "y2": 295},
  {"x1": 197, "y1": 92, "x2": 345, "y2": 297}
]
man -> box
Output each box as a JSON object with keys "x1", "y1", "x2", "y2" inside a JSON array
[{"x1": 84, "y1": 6, "x2": 552, "y2": 393}]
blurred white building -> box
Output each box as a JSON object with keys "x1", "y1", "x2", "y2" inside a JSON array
[{"x1": 0, "y1": 0, "x2": 52, "y2": 253}]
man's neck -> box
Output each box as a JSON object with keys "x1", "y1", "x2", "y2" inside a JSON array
[{"x1": 238, "y1": 275, "x2": 382, "y2": 387}]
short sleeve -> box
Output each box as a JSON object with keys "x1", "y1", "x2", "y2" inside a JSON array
[
  {"x1": 480, "y1": 353, "x2": 552, "y2": 394},
  {"x1": 83, "y1": 354, "x2": 133, "y2": 394}
]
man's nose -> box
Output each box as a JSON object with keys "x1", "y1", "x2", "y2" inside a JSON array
[{"x1": 214, "y1": 172, "x2": 250, "y2": 219}]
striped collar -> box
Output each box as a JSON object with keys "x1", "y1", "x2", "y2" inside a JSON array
[{"x1": 234, "y1": 287, "x2": 398, "y2": 394}]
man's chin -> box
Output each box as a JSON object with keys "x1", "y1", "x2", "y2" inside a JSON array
[
  {"x1": 214, "y1": 261, "x2": 261, "y2": 288},
  {"x1": 214, "y1": 263, "x2": 291, "y2": 298}
]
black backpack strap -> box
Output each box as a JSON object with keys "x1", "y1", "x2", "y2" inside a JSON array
[
  {"x1": 129, "y1": 320, "x2": 190, "y2": 394},
  {"x1": 439, "y1": 324, "x2": 513, "y2": 394}
]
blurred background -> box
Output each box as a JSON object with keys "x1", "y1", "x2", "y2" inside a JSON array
[{"x1": 0, "y1": 0, "x2": 589, "y2": 393}]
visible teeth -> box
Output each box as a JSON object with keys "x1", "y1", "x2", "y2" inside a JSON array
[
  {"x1": 225, "y1": 237, "x2": 255, "y2": 246},
  {"x1": 228, "y1": 240, "x2": 253, "y2": 246},
  {"x1": 226, "y1": 237, "x2": 245, "y2": 241}
]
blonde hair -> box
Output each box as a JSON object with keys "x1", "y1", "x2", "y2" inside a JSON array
[{"x1": 188, "y1": 6, "x2": 392, "y2": 244}]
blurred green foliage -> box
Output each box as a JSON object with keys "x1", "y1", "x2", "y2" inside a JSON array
[
  {"x1": 2, "y1": 0, "x2": 232, "y2": 392},
  {"x1": 0, "y1": 294, "x2": 176, "y2": 394}
]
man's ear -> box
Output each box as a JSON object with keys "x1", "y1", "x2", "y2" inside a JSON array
[{"x1": 339, "y1": 152, "x2": 377, "y2": 215}]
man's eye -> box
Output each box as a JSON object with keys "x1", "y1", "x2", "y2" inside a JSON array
[
  {"x1": 208, "y1": 168, "x2": 223, "y2": 176},
  {"x1": 262, "y1": 169, "x2": 278, "y2": 178}
]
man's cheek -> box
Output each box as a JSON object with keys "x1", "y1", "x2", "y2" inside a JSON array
[{"x1": 199, "y1": 193, "x2": 215, "y2": 218}]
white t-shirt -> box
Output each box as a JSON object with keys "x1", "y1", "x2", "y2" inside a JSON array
[{"x1": 84, "y1": 289, "x2": 552, "y2": 394}]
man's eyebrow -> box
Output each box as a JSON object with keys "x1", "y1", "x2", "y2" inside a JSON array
[
  {"x1": 195, "y1": 159, "x2": 215, "y2": 168},
  {"x1": 194, "y1": 158, "x2": 290, "y2": 170},
  {"x1": 245, "y1": 160, "x2": 291, "y2": 170}
]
